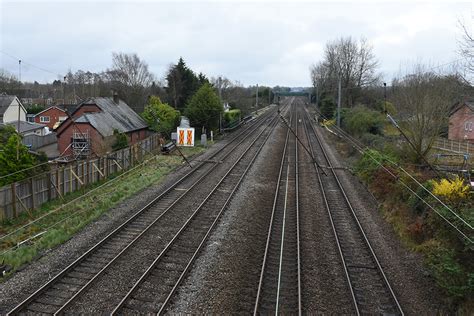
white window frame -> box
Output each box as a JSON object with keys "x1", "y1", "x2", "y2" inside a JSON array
[{"x1": 40, "y1": 116, "x2": 50, "y2": 123}]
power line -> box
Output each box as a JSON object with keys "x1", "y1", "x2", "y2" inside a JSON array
[
  {"x1": 310, "y1": 107, "x2": 473, "y2": 243},
  {"x1": 0, "y1": 50, "x2": 62, "y2": 78}
]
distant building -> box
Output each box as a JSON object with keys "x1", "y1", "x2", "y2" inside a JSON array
[
  {"x1": 0, "y1": 95, "x2": 27, "y2": 123},
  {"x1": 34, "y1": 106, "x2": 70, "y2": 130},
  {"x1": 1, "y1": 120, "x2": 48, "y2": 136},
  {"x1": 56, "y1": 96, "x2": 149, "y2": 158},
  {"x1": 449, "y1": 100, "x2": 474, "y2": 141}
]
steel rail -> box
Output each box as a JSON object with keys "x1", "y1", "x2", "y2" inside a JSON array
[
  {"x1": 111, "y1": 105, "x2": 283, "y2": 315},
  {"x1": 155, "y1": 104, "x2": 283, "y2": 315},
  {"x1": 253, "y1": 101, "x2": 294, "y2": 315},
  {"x1": 302, "y1": 106, "x2": 404, "y2": 315},
  {"x1": 7, "y1": 105, "x2": 280, "y2": 316},
  {"x1": 294, "y1": 109, "x2": 302, "y2": 315},
  {"x1": 53, "y1": 109, "x2": 287, "y2": 315}
]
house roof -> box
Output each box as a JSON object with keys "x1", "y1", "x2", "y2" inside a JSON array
[
  {"x1": 2, "y1": 120, "x2": 46, "y2": 133},
  {"x1": 450, "y1": 100, "x2": 474, "y2": 116},
  {"x1": 0, "y1": 95, "x2": 16, "y2": 116},
  {"x1": 69, "y1": 97, "x2": 148, "y2": 137},
  {"x1": 56, "y1": 104, "x2": 78, "y2": 114},
  {"x1": 34, "y1": 105, "x2": 67, "y2": 117}
]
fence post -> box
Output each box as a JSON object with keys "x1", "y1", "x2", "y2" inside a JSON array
[
  {"x1": 81, "y1": 162, "x2": 85, "y2": 187},
  {"x1": 11, "y1": 182, "x2": 17, "y2": 218},
  {"x1": 30, "y1": 177, "x2": 36, "y2": 210},
  {"x1": 56, "y1": 168, "x2": 61, "y2": 197},
  {"x1": 47, "y1": 171, "x2": 52, "y2": 200},
  {"x1": 69, "y1": 165, "x2": 73, "y2": 193}
]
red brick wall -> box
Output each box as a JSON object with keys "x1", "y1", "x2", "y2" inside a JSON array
[
  {"x1": 34, "y1": 107, "x2": 68, "y2": 130},
  {"x1": 449, "y1": 105, "x2": 474, "y2": 141},
  {"x1": 127, "y1": 129, "x2": 148, "y2": 145},
  {"x1": 57, "y1": 123, "x2": 103, "y2": 157}
]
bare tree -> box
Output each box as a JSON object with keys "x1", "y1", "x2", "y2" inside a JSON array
[
  {"x1": 106, "y1": 52, "x2": 155, "y2": 112},
  {"x1": 106, "y1": 52, "x2": 154, "y2": 88},
  {"x1": 458, "y1": 20, "x2": 474, "y2": 78},
  {"x1": 391, "y1": 64, "x2": 465, "y2": 163},
  {"x1": 310, "y1": 37, "x2": 380, "y2": 107}
]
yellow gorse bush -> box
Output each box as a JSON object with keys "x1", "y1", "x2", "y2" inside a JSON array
[{"x1": 431, "y1": 176, "x2": 470, "y2": 201}]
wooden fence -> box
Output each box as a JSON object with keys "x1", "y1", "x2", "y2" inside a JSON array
[
  {"x1": 22, "y1": 133, "x2": 57, "y2": 150},
  {"x1": 0, "y1": 133, "x2": 161, "y2": 220},
  {"x1": 433, "y1": 137, "x2": 474, "y2": 155}
]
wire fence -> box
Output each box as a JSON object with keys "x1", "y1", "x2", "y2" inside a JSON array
[{"x1": 0, "y1": 133, "x2": 161, "y2": 220}]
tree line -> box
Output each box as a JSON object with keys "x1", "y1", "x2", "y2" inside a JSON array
[{"x1": 310, "y1": 32, "x2": 473, "y2": 164}]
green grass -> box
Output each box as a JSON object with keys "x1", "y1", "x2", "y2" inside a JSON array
[{"x1": 0, "y1": 147, "x2": 205, "y2": 279}]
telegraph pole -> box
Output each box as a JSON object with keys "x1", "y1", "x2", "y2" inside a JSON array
[
  {"x1": 256, "y1": 84, "x2": 259, "y2": 108},
  {"x1": 337, "y1": 76, "x2": 341, "y2": 127},
  {"x1": 16, "y1": 59, "x2": 21, "y2": 160},
  {"x1": 383, "y1": 82, "x2": 387, "y2": 113}
]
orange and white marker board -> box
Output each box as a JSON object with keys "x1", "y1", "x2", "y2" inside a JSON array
[{"x1": 176, "y1": 127, "x2": 195, "y2": 146}]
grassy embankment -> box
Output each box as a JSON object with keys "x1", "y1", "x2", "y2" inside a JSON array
[
  {"x1": 323, "y1": 115, "x2": 473, "y2": 312},
  {"x1": 0, "y1": 146, "x2": 204, "y2": 279}
]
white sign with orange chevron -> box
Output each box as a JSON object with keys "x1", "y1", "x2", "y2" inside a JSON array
[{"x1": 176, "y1": 127, "x2": 195, "y2": 147}]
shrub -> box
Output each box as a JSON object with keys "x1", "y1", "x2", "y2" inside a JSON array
[
  {"x1": 343, "y1": 106, "x2": 385, "y2": 136},
  {"x1": 112, "y1": 129, "x2": 128, "y2": 150},
  {"x1": 354, "y1": 149, "x2": 397, "y2": 183},
  {"x1": 142, "y1": 96, "x2": 180, "y2": 137},
  {"x1": 223, "y1": 109, "x2": 241, "y2": 127},
  {"x1": 422, "y1": 242, "x2": 474, "y2": 301},
  {"x1": 431, "y1": 176, "x2": 470, "y2": 203}
]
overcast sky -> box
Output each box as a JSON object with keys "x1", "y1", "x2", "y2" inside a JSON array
[{"x1": 0, "y1": 0, "x2": 472, "y2": 87}]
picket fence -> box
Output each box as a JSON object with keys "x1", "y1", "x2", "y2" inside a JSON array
[
  {"x1": 433, "y1": 137, "x2": 474, "y2": 156},
  {"x1": 0, "y1": 134, "x2": 161, "y2": 219}
]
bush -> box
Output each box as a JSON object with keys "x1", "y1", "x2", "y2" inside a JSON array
[
  {"x1": 431, "y1": 176, "x2": 470, "y2": 203},
  {"x1": 141, "y1": 96, "x2": 180, "y2": 137},
  {"x1": 359, "y1": 133, "x2": 386, "y2": 149},
  {"x1": 354, "y1": 149, "x2": 397, "y2": 183},
  {"x1": 223, "y1": 109, "x2": 241, "y2": 127},
  {"x1": 112, "y1": 129, "x2": 128, "y2": 150},
  {"x1": 343, "y1": 106, "x2": 385, "y2": 136},
  {"x1": 422, "y1": 242, "x2": 474, "y2": 301}
]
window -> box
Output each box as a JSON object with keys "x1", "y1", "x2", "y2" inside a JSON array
[
  {"x1": 465, "y1": 121, "x2": 473, "y2": 132},
  {"x1": 59, "y1": 116, "x2": 67, "y2": 122},
  {"x1": 40, "y1": 116, "x2": 50, "y2": 123}
]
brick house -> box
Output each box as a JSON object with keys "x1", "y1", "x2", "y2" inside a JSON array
[
  {"x1": 448, "y1": 101, "x2": 474, "y2": 141},
  {"x1": 34, "y1": 106, "x2": 69, "y2": 130},
  {"x1": 56, "y1": 96, "x2": 149, "y2": 158}
]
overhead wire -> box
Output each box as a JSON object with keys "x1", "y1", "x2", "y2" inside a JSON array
[
  {"x1": 0, "y1": 50, "x2": 62, "y2": 78},
  {"x1": 309, "y1": 106, "x2": 473, "y2": 243}
]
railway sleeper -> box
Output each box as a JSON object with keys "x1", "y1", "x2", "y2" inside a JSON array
[
  {"x1": 61, "y1": 276, "x2": 88, "y2": 286},
  {"x1": 43, "y1": 288, "x2": 72, "y2": 300},
  {"x1": 123, "y1": 299, "x2": 160, "y2": 314},
  {"x1": 34, "y1": 294, "x2": 65, "y2": 307},
  {"x1": 146, "y1": 273, "x2": 179, "y2": 287},
  {"x1": 26, "y1": 302, "x2": 58, "y2": 314},
  {"x1": 52, "y1": 282, "x2": 81, "y2": 292},
  {"x1": 67, "y1": 270, "x2": 95, "y2": 280}
]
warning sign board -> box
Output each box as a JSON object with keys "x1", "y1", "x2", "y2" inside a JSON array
[{"x1": 177, "y1": 127, "x2": 194, "y2": 146}]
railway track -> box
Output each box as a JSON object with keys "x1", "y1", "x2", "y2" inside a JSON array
[
  {"x1": 301, "y1": 105, "x2": 404, "y2": 315},
  {"x1": 110, "y1": 100, "x2": 283, "y2": 315},
  {"x1": 7, "y1": 103, "x2": 285, "y2": 315},
  {"x1": 254, "y1": 98, "x2": 301, "y2": 315}
]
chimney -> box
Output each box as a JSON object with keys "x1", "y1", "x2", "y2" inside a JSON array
[{"x1": 112, "y1": 91, "x2": 119, "y2": 104}]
